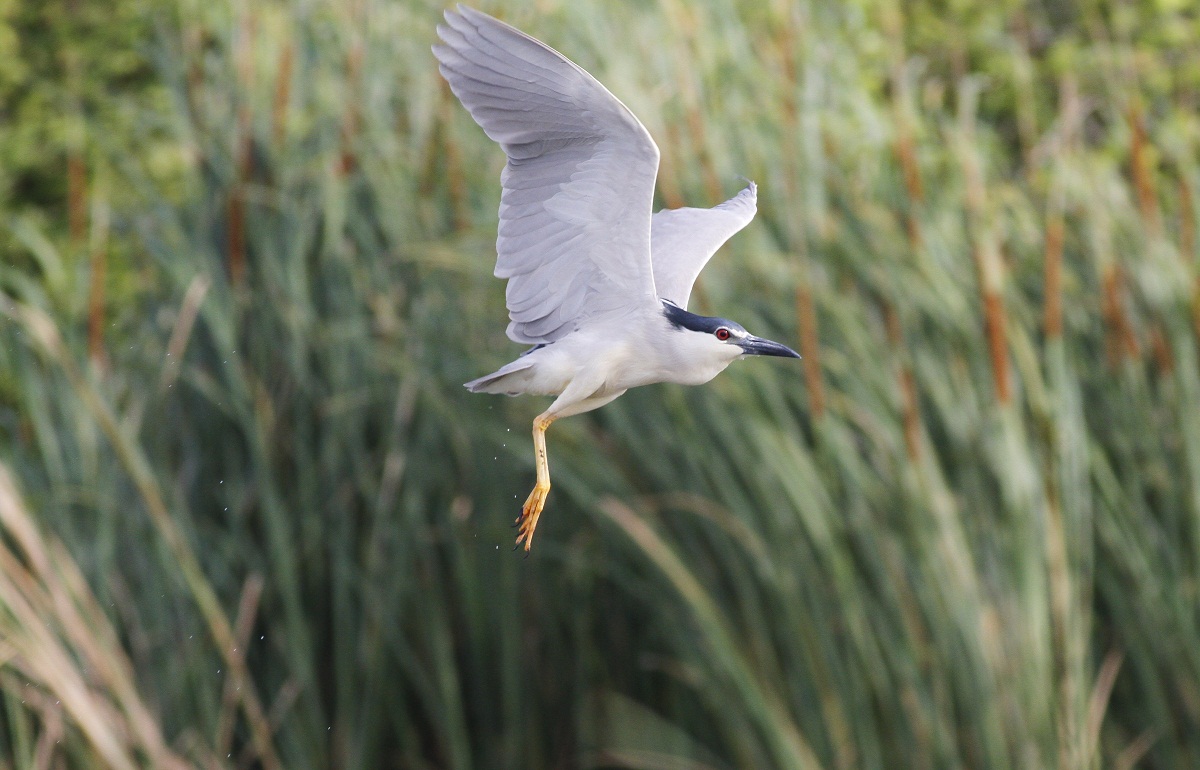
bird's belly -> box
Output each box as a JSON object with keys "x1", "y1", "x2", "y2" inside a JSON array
[
  {"x1": 590, "y1": 349, "x2": 708, "y2": 392},
  {"x1": 522, "y1": 337, "x2": 641, "y2": 396},
  {"x1": 524, "y1": 323, "x2": 725, "y2": 397}
]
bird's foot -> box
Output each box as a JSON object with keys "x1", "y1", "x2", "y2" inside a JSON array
[{"x1": 515, "y1": 483, "x2": 550, "y2": 552}]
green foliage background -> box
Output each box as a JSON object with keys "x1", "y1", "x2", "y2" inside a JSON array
[{"x1": 1, "y1": 0, "x2": 1199, "y2": 767}]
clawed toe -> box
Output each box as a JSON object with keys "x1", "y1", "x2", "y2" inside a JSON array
[{"x1": 514, "y1": 484, "x2": 549, "y2": 552}]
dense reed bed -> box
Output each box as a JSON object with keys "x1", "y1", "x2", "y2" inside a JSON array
[{"x1": 1, "y1": 0, "x2": 1199, "y2": 767}]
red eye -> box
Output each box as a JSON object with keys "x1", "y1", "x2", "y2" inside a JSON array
[{"x1": 715, "y1": 328, "x2": 731, "y2": 341}]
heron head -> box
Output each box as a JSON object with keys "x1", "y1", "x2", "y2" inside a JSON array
[{"x1": 662, "y1": 301, "x2": 800, "y2": 366}]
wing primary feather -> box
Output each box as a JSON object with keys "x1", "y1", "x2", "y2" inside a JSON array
[
  {"x1": 649, "y1": 181, "x2": 758, "y2": 309},
  {"x1": 434, "y1": 6, "x2": 661, "y2": 344}
]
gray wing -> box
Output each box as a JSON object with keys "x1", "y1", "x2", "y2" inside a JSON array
[
  {"x1": 650, "y1": 182, "x2": 757, "y2": 309},
  {"x1": 433, "y1": 5, "x2": 660, "y2": 344}
]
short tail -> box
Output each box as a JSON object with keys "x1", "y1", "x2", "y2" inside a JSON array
[{"x1": 464, "y1": 359, "x2": 535, "y2": 395}]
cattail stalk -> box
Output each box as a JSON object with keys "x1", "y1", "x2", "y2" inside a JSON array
[
  {"x1": 1128, "y1": 101, "x2": 1170, "y2": 372},
  {"x1": 64, "y1": 5, "x2": 86, "y2": 246},
  {"x1": 439, "y1": 80, "x2": 470, "y2": 231},
  {"x1": 1099, "y1": 265, "x2": 1139, "y2": 363},
  {"x1": 982, "y1": 278, "x2": 1011, "y2": 404},
  {"x1": 884, "y1": 0, "x2": 922, "y2": 221},
  {"x1": 957, "y1": 84, "x2": 1010, "y2": 404},
  {"x1": 656, "y1": 119, "x2": 686, "y2": 210},
  {"x1": 1179, "y1": 174, "x2": 1194, "y2": 261},
  {"x1": 227, "y1": 184, "x2": 248, "y2": 288},
  {"x1": 68, "y1": 153, "x2": 87, "y2": 244},
  {"x1": 1149, "y1": 326, "x2": 1174, "y2": 375},
  {"x1": 687, "y1": 107, "x2": 721, "y2": 205},
  {"x1": 86, "y1": 196, "x2": 110, "y2": 366},
  {"x1": 339, "y1": 41, "x2": 363, "y2": 176},
  {"x1": 1044, "y1": 194, "x2": 1065, "y2": 340},
  {"x1": 1177, "y1": 173, "x2": 1200, "y2": 347},
  {"x1": 774, "y1": 7, "x2": 826, "y2": 420},
  {"x1": 663, "y1": 3, "x2": 720, "y2": 203},
  {"x1": 1044, "y1": 77, "x2": 1082, "y2": 342},
  {"x1": 1128, "y1": 102, "x2": 1161, "y2": 237},
  {"x1": 896, "y1": 137, "x2": 924, "y2": 249},
  {"x1": 882, "y1": 7, "x2": 924, "y2": 458},
  {"x1": 1085, "y1": 176, "x2": 1139, "y2": 364},
  {"x1": 1194, "y1": 279, "x2": 1200, "y2": 352},
  {"x1": 885, "y1": 302, "x2": 920, "y2": 461},
  {"x1": 892, "y1": 72, "x2": 924, "y2": 250},
  {"x1": 228, "y1": 10, "x2": 256, "y2": 287}
]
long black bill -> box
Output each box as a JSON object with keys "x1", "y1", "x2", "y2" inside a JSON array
[{"x1": 738, "y1": 335, "x2": 801, "y2": 358}]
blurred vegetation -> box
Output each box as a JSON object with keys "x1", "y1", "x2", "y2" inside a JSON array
[{"x1": 1, "y1": 0, "x2": 1199, "y2": 767}]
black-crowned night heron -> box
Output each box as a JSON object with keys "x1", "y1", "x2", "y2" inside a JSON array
[{"x1": 434, "y1": 5, "x2": 800, "y2": 551}]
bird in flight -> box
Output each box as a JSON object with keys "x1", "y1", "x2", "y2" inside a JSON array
[{"x1": 433, "y1": 5, "x2": 799, "y2": 551}]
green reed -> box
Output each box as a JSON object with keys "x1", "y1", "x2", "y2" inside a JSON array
[{"x1": 1, "y1": 0, "x2": 1198, "y2": 767}]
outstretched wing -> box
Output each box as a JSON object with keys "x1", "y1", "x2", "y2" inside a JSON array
[
  {"x1": 650, "y1": 182, "x2": 757, "y2": 309},
  {"x1": 433, "y1": 5, "x2": 660, "y2": 344}
]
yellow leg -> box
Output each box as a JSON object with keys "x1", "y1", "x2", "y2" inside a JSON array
[{"x1": 515, "y1": 413, "x2": 555, "y2": 552}]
